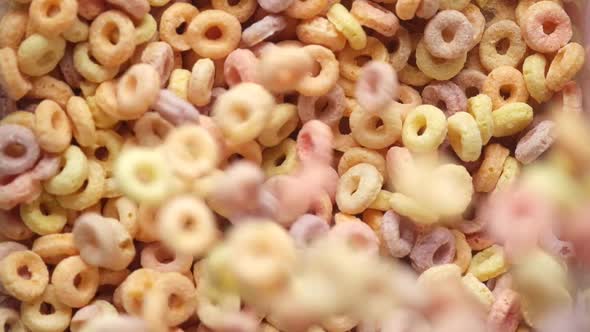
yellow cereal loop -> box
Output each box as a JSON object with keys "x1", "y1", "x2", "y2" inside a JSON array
[
  {"x1": 402, "y1": 105, "x2": 447, "y2": 153},
  {"x1": 467, "y1": 244, "x2": 508, "y2": 282},
  {"x1": 461, "y1": 273, "x2": 494, "y2": 310},
  {"x1": 466, "y1": 94, "x2": 494, "y2": 145},
  {"x1": 167, "y1": 68, "x2": 191, "y2": 100},
  {"x1": 452, "y1": 230, "x2": 472, "y2": 273},
  {"x1": 390, "y1": 192, "x2": 439, "y2": 224},
  {"x1": 428, "y1": 164, "x2": 473, "y2": 217},
  {"x1": 56, "y1": 160, "x2": 105, "y2": 210},
  {"x1": 261, "y1": 138, "x2": 299, "y2": 178},
  {"x1": 17, "y1": 33, "x2": 66, "y2": 77},
  {"x1": 447, "y1": 112, "x2": 483, "y2": 162},
  {"x1": 0, "y1": 111, "x2": 35, "y2": 131},
  {"x1": 494, "y1": 156, "x2": 520, "y2": 192},
  {"x1": 326, "y1": 4, "x2": 367, "y2": 50},
  {"x1": 20, "y1": 193, "x2": 68, "y2": 235},
  {"x1": 86, "y1": 96, "x2": 118, "y2": 129},
  {"x1": 492, "y1": 102, "x2": 533, "y2": 137},
  {"x1": 135, "y1": 14, "x2": 157, "y2": 45},
  {"x1": 523, "y1": 54, "x2": 553, "y2": 103},
  {"x1": 417, "y1": 264, "x2": 462, "y2": 289},
  {"x1": 416, "y1": 39, "x2": 467, "y2": 81},
  {"x1": 368, "y1": 190, "x2": 394, "y2": 211},
  {"x1": 511, "y1": 249, "x2": 569, "y2": 302},
  {"x1": 63, "y1": 16, "x2": 89, "y2": 43},
  {"x1": 114, "y1": 147, "x2": 173, "y2": 205},
  {"x1": 521, "y1": 286, "x2": 572, "y2": 328},
  {"x1": 44, "y1": 145, "x2": 90, "y2": 195}
]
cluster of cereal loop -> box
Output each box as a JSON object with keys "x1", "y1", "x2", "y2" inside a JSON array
[{"x1": 0, "y1": 0, "x2": 589, "y2": 331}]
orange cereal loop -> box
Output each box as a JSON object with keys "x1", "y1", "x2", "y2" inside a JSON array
[
  {"x1": 116, "y1": 64, "x2": 161, "y2": 120},
  {"x1": 295, "y1": 17, "x2": 347, "y2": 52},
  {"x1": 89, "y1": 10, "x2": 137, "y2": 67},
  {"x1": 296, "y1": 45, "x2": 340, "y2": 97},
  {"x1": 51, "y1": 255, "x2": 99, "y2": 308},
  {"x1": 258, "y1": 46, "x2": 314, "y2": 94},
  {"x1": 105, "y1": 0, "x2": 149, "y2": 20},
  {"x1": 521, "y1": 0, "x2": 572, "y2": 53},
  {"x1": 141, "y1": 41, "x2": 175, "y2": 86},
  {"x1": 145, "y1": 272, "x2": 197, "y2": 326},
  {"x1": 20, "y1": 285, "x2": 72, "y2": 332},
  {"x1": 66, "y1": 96, "x2": 97, "y2": 147},
  {"x1": 0, "y1": 48, "x2": 32, "y2": 100},
  {"x1": 187, "y1": 10, "x2": 242, "y2": 60},
  {"x1": 188, "y1": 58, "x2": 215, "y2": 107},
  {"x1": 132, "y1": 112, "x2": 174, "y2": 147},
  {"x1": 159, "y1": 3, "x2": 199, "y2": 52},
  {"x1": 211, "y1": 0, "x2": 257, "y2": 23},
  {"x1": 0, "y1": 250, "x2": 49, "y2": 302},
  {"x1": 29, "y1": 0, "x2": 78, "y2": 37},
  {"x1": 462, "y1": 4, "x2": 485, "y2": 47},
  {"x1": 546, "y1": 42, "x2": 585, "y2": 92},
  {"x1": 286, "y1": 0, "x2": 330, "y2": 19},
  {"x1": 338, "y1": 36, "x2": 389, "y2": 81},
  {"x1": 479, "y1": 20, "x2": 527, "y2": 71},
  {"x1": 482, "y1": 66, "x2": 529, "y2": 110},
  {"x1": 0, "y1": 9, "x2": 28, "y2": 50},
  {"x1": 32, "y1": 233, "x2": 79, "y2": 265},
  {"x1": 351, "y1": 0, "x2": 400, "y2": 37},
  {"x1": 473, "y1": 143, "x2": 509, "y2": 193},
  {"x1": 34, "y1": 99, "x2": 73, "y2": 153},
  {"x1": 27, "y1": 75, "x2": 74, "y2": 109}
]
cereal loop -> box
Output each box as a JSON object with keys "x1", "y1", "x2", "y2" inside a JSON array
[
  {"x1": 187, "y1": 10, "x2": 242, "y2": 60},
  {"x1": 424, "y1": 10, "x2": 474, "y2": 59}
]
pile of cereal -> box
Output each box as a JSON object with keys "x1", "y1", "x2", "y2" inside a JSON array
[{"x1": 0, "y1": 0, "x2": 589, "y2": 331}]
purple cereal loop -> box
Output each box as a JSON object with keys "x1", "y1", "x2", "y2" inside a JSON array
[
  {"x1": 0, "y1": 88, "x2": 16, "y2": 118},
  {"x1": 224, "y1": 49, "x2": 259, "y2": 87},
  {"x1": 486, "y1": 289, "x2": 521, "y2": 332},
  {"x1": 355, "y1": 61, "x2": 399, "y2": 113},
  {"x1": 0, "y1": 124, "x2": 40, "y2": 177},
  {"x1": 421, "y1": 81, "x2": 467, "y2": 116},
  {"x1": 241, "y1": 15, "x2": 288, "y2": 47},
  {"x1": 60, "y1": 45, "x2": 83, "y2": 89},
  {"x1": 515, "y1": 120, "x2": 555, "y2": 164},
  {"x1": 409, "y1": 227, "x2": 456, "y2": 273},
  {"x1": 29, "y1": 154, "x2": 61, "y2": 181},
  {"x1": 289, "y1": 213, "x2": 330, "y2": 248},
  {"x1": 258, "y1": 0, "x2": 296, "y2": 13},
  {"x1": 380, "y1": 210, "x2": 416, "y2": 258},
  {"x1": 329, "y1": 220, "x2": 380, "y2": 256},
  {"x1": 151, "y1": 89, "x2": 200, "y2": 125},
  {"x1": 453, "y1": 69, "x2": 487, "y2": 98},
  {"x1": 297, "y1": 85, "x2": 345, "y2": 126}
]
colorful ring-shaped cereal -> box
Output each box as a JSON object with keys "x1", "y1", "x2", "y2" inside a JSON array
[
  {"x1": 17, "y1": 33, "x2": 66, "y2": 77},
  {"x1": 298, "y1": 85, "x2": 345, "y2": 127},
  {"x1": 466, "y1": 94, "x2": 494, "y2": 145},
  {"x1": 326, "y1": 3, "x2": 367, "y2": 50},
  {"x1": 297, "y1": 45, "x2": 340, "y2": 97},
  {"x1": 89, "y1": 10, "x2": 137, "y2": 67},
  {"x1": 296, "y1": 17, "x2": 347, "y2": 52},
  {"x1": 163, "y1": 125, "x2": 220, "y2": 179},
  {"x1": 515, "y1": 120, "x2": 555, "y2": 164},
  {"x1": 0, "y1": 48, "x2": 31, "y2": 100},
  {"x1": 351, "y1": 0, "x2": 400, "y2": 37},
  {"x1": 0, "y1": 250, "x2": 49, "y2": 302},
  {"x1": 32, "y1": 233, "x2": 78, "y2": 265},
  {"x1": 453, "y1": 68, "x2": 487, "y2": 98},
  {"x1": 335, "y1": 163, "x2": 383, "y2": 214},
  {"x1": 482, "y1": 66, "x2": 529, "y2": 110},
  {"x1": 241, "y1": 15, "x2": 287, "y2": 47},
  {"x1": 29, "y1": 0, "x2": 78, "y2": 37},
  {"x1": 546, "y1": 42, "x2": 585, "y2": 91},
  {"x1": 289, "y1": 213, "x2": 330, "y2": 248},
  {"x1": 20, "y1": 192, "x2": 67, "y2": 235},
  {"x1": 0, "y1": 124, "x2": 40, "y2": 177},
  {"x1": 421, "y1": 81, "x2": 467, "y2": 116},
  {"x1": 409, "y1": 227, "x2": 456, "y2": 273},
  {"x1": 159, "y1": 3, "x2": 199, "y2": 52},
  {"x1": 328, "y1": 220, "x2": 380, "y2": 255},
  {"x1": 401, "y1": 104, "x2": 447, "y2": 153},
  {"x1": 415, "y1": 38, "x2": 467, "y2": 81},
  {"x1": 355, "y1": 60, "x2": 398, "y2": 114},
  {"x1": 44, "y1": 145, "x2": 89, "y2": 195},
  {"x1": 349, "y1": 103, "x2": 402, "y2": 149},
  {"x1": 338, "y1": 37, "x2": 389, "y2": 81},
  {"x1": 521, "y1": 1, "x2": 572, "y2": 53},
  {"x1": 21, "y1": 285, "x2": 72, "y2": 332},
  {"x1": 479, "y1": 20, "x2": 527, "y2": 71},
  {"x1": 492, "y1": 102, "x2": 533, "y2": 137},
  {"x1": 447, "y1": 111, "x2": 483, "y2": 162},
  {"x1": 380, "y1": 210, "x2": 416, "y2": 258},
  {"x1": 140, "y1": 242, "x2": 193, "y2": 273},
  {"x1": 187, "y1": 10, "x2": 242, "y2": 60},
  {"x1": 473, "y1": 143, "x2": 509, "y2": 193},
  {"x1": 51, "y1": 255, "x2": 99, "y2": 308},
  {"x1": 424, "y1": 10, "x2": 474, "y2": 59}
]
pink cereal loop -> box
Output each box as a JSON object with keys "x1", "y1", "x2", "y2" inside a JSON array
[
  {"x1": 0, "y1": 173, "x2": 42, "y2": 210},
  {"x1": 296, "y1": 119, "x2": 334, "y2": 166},
  {"x1": 141, "y1": 42, "x2": 175, "y2": 87},
  {"x1": 424, "y1": 10, "x2": 475, "y2": 59},
  {"x1": 539, "y1": 230, "x2": 575, "y2": 261},
  {"x1": 241, "y1": 15, "x2": 288, "y2": 47},
  {"x1": 416, "y1": 0, "x2": 440, "y2": 19},
  {"x1": 224, "y1": 49, "x2": 260, "y2": 87},
  {"x1": 258, "y1": 0, "x2": 296, "y2": 13},
  {"x1": 409, "y1": 227, "x2": 456, "y2": 273},
  {"x1": 487, "y1": 289, "x2": 521, "y2": 332},
  {"x1": 381, "y1": 210, "x2": 416, "y2": 258},
  {"x1": 289, "y1": 213, "x2": 330, "y2": 248},
  {"x1": 421, "y1": 81, "x2": 468, "y2": 116},
  {"x1": 140, "y1": 242, "x2": 193, "y2": 273},
  {"x1": 0, "y1": 209, "x2": 33, "y2": 240},
  {"x1": 29, "y1": 154, "x2": 61, "y2": 181},
  {"x1": 297, "y1": 85, "x2": 346, "y2": 126},
  {"x1": 106, "y1": 0, "x2": 150, "y2": 20},
  {"x1": 453, "y1": 69, "x2": 487, "y2": 98},
  {"x1": 562, "y1": 81, "x2": 583, "y2": 113},
  {"x1": 0, "y1": 124, "x2": 40, "y2": 177},
  {"x1": 521, "y1": 1, "x2": 573, "y2": 53},
  {"x1": 515, "y1": 120, "x2": 556, "y2": 165},
  {"x1": 263, "y1": 175, "x2": 312, "y2": 227},
  {"x1": 355, "y1": 60, "x2": 399, "y2": 113},
  {"x1": 151, "y1": 89, "x2": 200, "y2": 125},
  {"x1": 328, "y1": 220, "x2": 380, "y2": 256}
]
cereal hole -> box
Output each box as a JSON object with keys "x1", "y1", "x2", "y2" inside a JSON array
[
  {"x1": 17, "y1": 265, "x2": 32, "y2": 280},
  {"x1": 355, "y1": 55, "x2": 372, "y2": 67},
  {"x1": 106, "y1": 25, "x2": 120, "y2": 44},
  {"x1": 46, "y1": 3, "x2": 60, "y2": 17},
  {"x1": 176, "y1": 22, "x2": 188, "y2": 34},
  {"x1": 314, "y1": 96, "x2": 330, "y2": 117},
  {"x1": 407, "y1": 52, "x2": 417, "y2": 66},
  {"x1": 136, "y1": 164, "x2": 156, "y2": 183},
  {"x1": 433, "y1": 242, "x2": 451, "y2": 264},
  {"x1": 94, "y1": 146, "x2": 109, "y2": 161},
  {"x1": 168, "y1": 294, "x2": 183, "y2": 308},
  {"x1": 350, "y1": 176, "x2": 360, "y2": 195},
  {"x1": 125, "y1": 75, "x2": 138, "y2": 92},
  {"x1": 465, "y1": 86, "x2": 480, "y2": 98},
  {"x1": 3, "y1": 143, "x2": 26, "y2": 159},
  {"x1": 542, "y1": 20, "x2": 557, "y2": 35},
  {"x1": 495, "y1": 38, "x2": 510, "y2": 55},
  {"x1": 74, "y1": 274, "x2": 82, "y2": 288},
  {"x1": 205, "y1": 26, "x2": 223, "y2": 40},
  {"x1": 232, "y1": 105, "x2": 250, "y2": 122},
  {"x1": 417, "y1": 124, "x2": 427, "y2": 136},
  {"x1": 228, "y1": 153, "x2": 244, "y2": 163},
  {"x1": 181, "y1": 216, "x2": 198, "y2": 231},
  {"x1": 118, "y1": 238, "x2": 133, "y2": 250},
  {"x1": 385, "y1": 38, "x2": 400, "y2": 53},
  {"x1": 274, "y1": 154, "x2": 287, "y2": 166},
  {"x1": 499, "y1": 86, "x2": 512, "y2": 100},
  {"x1": 436, "y1": 100, "x2": 448, "y2": 113},
  {"x1": 338, "y1": 117, "x2": 351, "y2": 135},
  {"x1": 40, "y1": 202, "x2": 51, "y2": 216},
  {"x1": 442, "y1": 27, "x2": 456, "y2": 43},
  {"x1": 51, "y1": 110, "x2": 62, "y2": 129},
  {"x1": 375, "y1": 118, "x2": 384, "y2": 130},
  {"x1": 155, "y1": 246, "x2": 175, "y2": 264},
  {"x1": 40, "y1": 302, "x2": 56, "y2": 315},
  {"x1": 228, "y1": 0, "x2": 240, "y2": 5}
]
